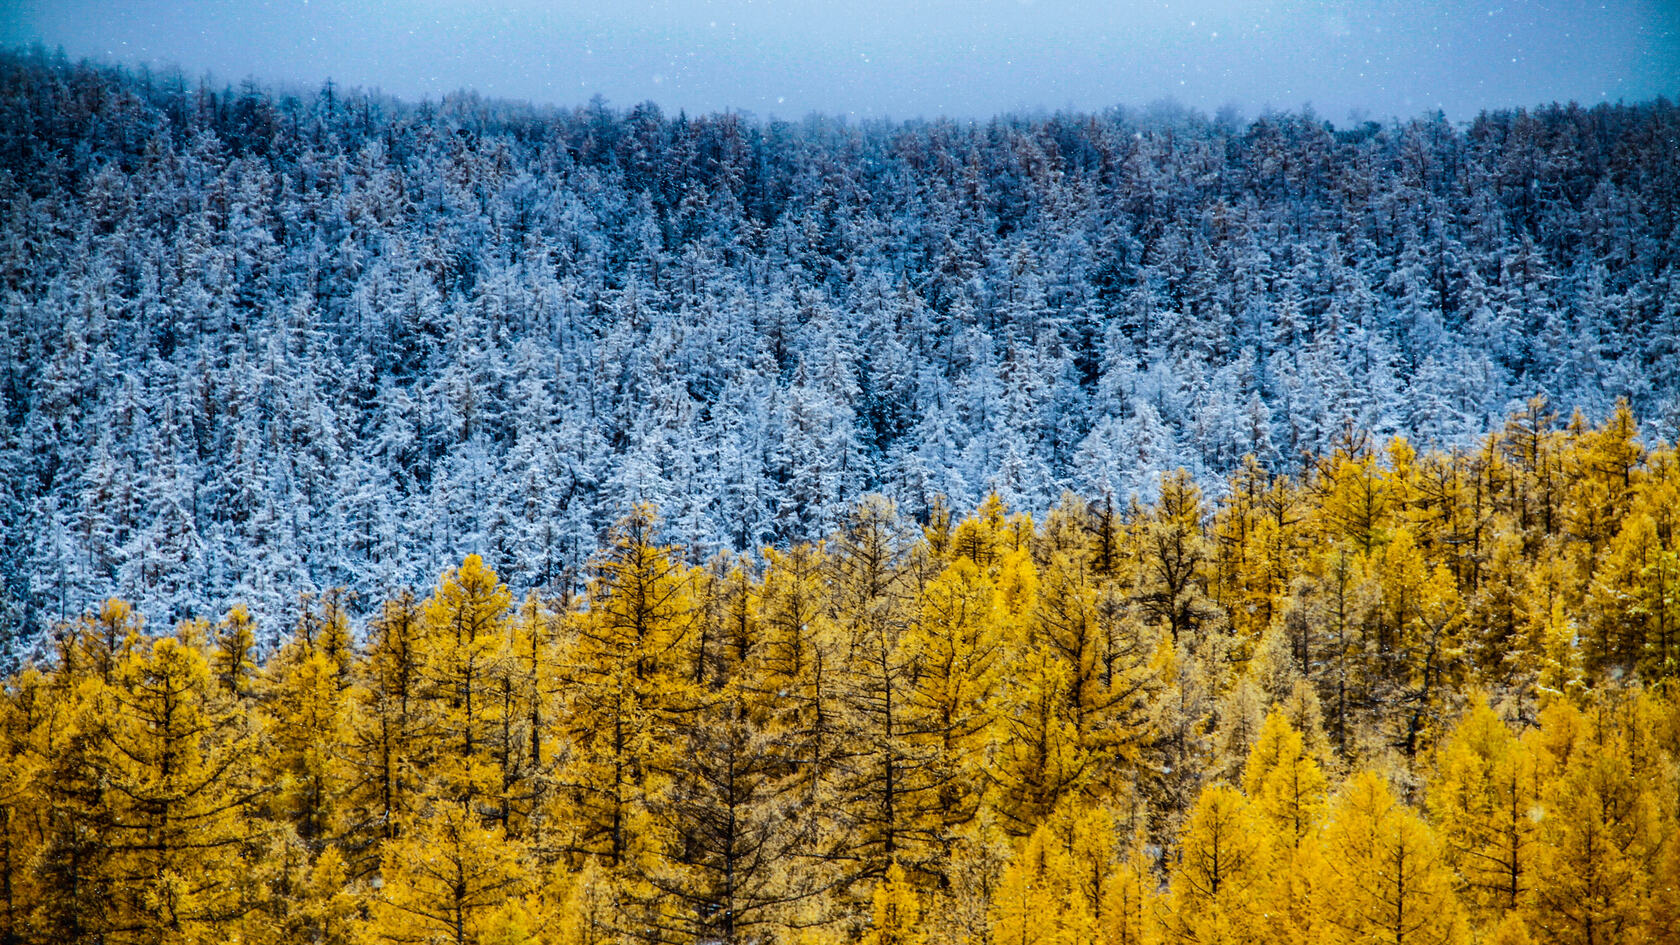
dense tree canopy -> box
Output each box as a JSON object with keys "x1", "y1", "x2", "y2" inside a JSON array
[
  {"x1": 4, "y1": 405, "x2": 1680, "y2": 945},
  {"x1": 5, "y1": 46, "x2": 1680, "y2": 945},
  {"x1": 4, "y1": 49, "x2": 1680, "y2": 661}
]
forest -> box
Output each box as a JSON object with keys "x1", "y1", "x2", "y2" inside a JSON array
[
  {"x1": 3, "y1": 401, "x2": 1679, "y2": 945},
  {"x1": 3, "y1": 49, "x2": 1680, "y2": 659},
  {"x1": 4, "y1": 44, "x2": 1680, "y2": 945}
]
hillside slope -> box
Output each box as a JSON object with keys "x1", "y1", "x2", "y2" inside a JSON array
[{"x1": 3, "y1": 49, "x2": 1678, "y2": 653}]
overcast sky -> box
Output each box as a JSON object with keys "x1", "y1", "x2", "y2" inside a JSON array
[{"x1": 4, "y1": 1, "x2": 1677, "y2": 123}]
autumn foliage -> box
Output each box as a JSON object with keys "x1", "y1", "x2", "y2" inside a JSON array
[{"x1": 4, "y1": 401, "x2": 1680, "y2": 945}]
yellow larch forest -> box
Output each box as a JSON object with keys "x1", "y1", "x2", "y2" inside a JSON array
[{"x1": 3, "y1": 399, "x2": 1679, "y2": 945}]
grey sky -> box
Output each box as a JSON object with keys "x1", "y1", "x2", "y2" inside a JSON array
[{"x1": 4, "y1": 1, "x2": 1677, "y2": 122}]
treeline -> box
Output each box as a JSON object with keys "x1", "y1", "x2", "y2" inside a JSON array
[
  {"x1": 3, "y1": 401, "x2": 1679, "y2": 945},
  {"x1": 5, "y1": 48, "x2": 1680, "y2": 652}
]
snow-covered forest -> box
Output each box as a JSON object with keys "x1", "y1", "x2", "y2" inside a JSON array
[{"x1": 3, "y1": 47, "x2": 1678, "y2": 655}]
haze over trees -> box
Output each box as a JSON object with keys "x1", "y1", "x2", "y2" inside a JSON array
[{"x1": 4, "y1": 49, "x2": 1680, "y2": 660}]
